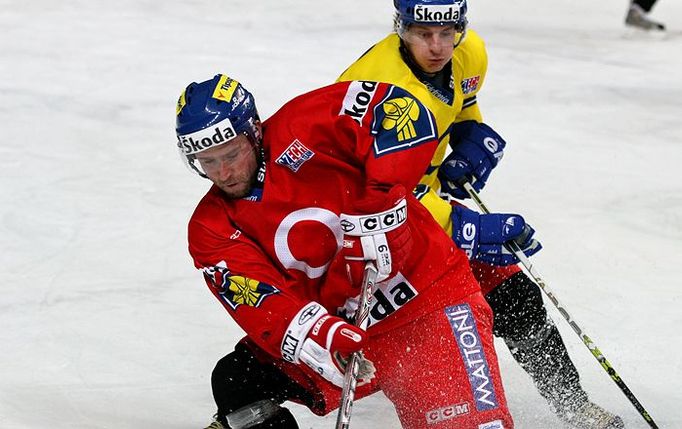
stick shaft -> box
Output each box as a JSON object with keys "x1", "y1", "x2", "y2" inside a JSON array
[{"x1": 335, "y1": 262, "x2": 378, "y2": 429}]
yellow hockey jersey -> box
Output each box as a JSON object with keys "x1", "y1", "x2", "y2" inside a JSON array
[{"x1": 338, "y1": 30, "x2": 488, "y2": 234}]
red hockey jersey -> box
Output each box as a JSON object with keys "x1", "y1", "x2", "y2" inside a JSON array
[{"x1": 188, "y1": 81, "x2": 477, "y2": 360}]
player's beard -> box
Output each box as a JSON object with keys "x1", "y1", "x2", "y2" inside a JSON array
[
  {"x1": 212, "y1": 141, "x2": 261, "y2": 199},
  {"x1": 216, "y1": 172, "x2": 256, "y2": 199}
]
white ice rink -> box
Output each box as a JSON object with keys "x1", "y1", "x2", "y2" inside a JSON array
[{"x1": 1, "y1": 0, "x2": 680, "y2": 427}]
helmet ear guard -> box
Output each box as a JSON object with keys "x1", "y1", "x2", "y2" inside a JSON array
[{"x1": 175, "y1": 74, "x2": 261, "y2": 178}]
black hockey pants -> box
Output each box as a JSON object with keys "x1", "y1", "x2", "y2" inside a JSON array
[
  {"x1": 633, "y1": 0, "x2": 658, "y2": 13},
  {"x1": 485, "y1": 271, "x2": 587, "y2": 408},
  {"x1": 211, "y1": 343, "x2": 308, "y2": 428}
]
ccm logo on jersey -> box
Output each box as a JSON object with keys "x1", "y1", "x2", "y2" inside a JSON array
[
  {"x1": 414, "y1": 4, "x2": 460, "y2": 22},
  {"x1": 340, "y1": 199, "x2": 407, "y2": 235},
  {"x1": 276, "y1": 139, "x2": 315, "y2": 172},
  {"x1": 177, "y1": 117, "x2": 236, "y2": 155},
  {"x1": 446, "y1": 304, "x2": 499, "y2": 411},
  {"x1": 340, "y1": 80, "x2": 378, "y2": 125},
  {"x1": 425, "y1": 402, "x2": 470, "y2": 425}
]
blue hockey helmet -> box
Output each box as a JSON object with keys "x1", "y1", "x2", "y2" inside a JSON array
[
  {"x1": 394, "y1": 0, "x2": 468, "y2": 35},
  {"x1": 175, "y1": 74, "x2": 261, "y2": 178}
]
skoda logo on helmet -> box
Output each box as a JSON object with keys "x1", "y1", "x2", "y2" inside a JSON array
[
  {"x1": 177, "y1": 117, "x2": 237, "y2": 155},
  {"x1": 414, "y1": 4, "x2": 460, "y2": 23}
]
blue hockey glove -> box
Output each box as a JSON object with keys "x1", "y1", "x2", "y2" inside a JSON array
[
  {"x1": 439, "y1": 121, "x2": 506, "y2": 200},
  {"x1": 451, "y1": 205, "x2": 542, "y2": 266}
]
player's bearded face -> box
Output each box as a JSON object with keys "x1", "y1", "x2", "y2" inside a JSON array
[
  {"x1": 403, "y1": 24, "x2": 461, "y2": 74},
  {"x1": 196, "y1": 134, "x2": 259, "y2": 199}
]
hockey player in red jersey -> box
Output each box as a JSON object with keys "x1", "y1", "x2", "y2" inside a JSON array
[{"x1": 177, "y1": 74, "x2": 524, "y2": 428}]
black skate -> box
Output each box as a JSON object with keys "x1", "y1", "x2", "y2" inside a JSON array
[{"x1": 625, "y1": 4, "x2": 665, "y2": 31}]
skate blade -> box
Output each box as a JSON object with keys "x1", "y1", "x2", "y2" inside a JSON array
[{"x1": 622, "y1": 26, "x2": 669, "y2": 41}]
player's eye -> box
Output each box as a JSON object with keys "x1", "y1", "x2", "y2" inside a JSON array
[{"x1": 199, "y1": 158, "x2": 216, "y2": 165}]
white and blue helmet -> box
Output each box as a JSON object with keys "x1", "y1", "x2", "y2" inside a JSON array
[{"x1": 175, "y1": 74, "x2": 260, "y2": 178}]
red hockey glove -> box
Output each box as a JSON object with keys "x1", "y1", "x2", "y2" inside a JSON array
[
  {"x1": 338, "y1": 185, "x2": 412, "y2": 286},
  {"x1": 280, "y1": 302, "x2": 368, "y2": 387}
]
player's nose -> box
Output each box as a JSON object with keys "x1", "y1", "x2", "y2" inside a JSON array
[{"x1": 218, "y1": 161, "x2": 234, "y2": 180}]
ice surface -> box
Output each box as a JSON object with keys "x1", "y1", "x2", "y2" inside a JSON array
[{"x1": 1, "y1": 0, "x2": 680, "y2": 427}]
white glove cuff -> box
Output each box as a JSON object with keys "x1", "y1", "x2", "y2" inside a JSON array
[
  {"x1": 360, "y1": 234, "x2": 391, "y2": 280},
  {"x1": 281, "y1": 302, "x2": 327, "y2": 363}
]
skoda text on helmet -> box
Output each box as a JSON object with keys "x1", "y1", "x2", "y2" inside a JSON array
[
  {"x1": 175, "y1": 74, "x2": 261, "y2": 178},
  {"x1": 394, "y1": 0, "x2": 468, "y2": 37}
]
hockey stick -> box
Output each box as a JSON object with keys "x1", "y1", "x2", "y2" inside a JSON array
[
  {"x1": 461, "y1": 181, "x2": 659, "y2": 429},
  {"x1": 335, "y1": 261, "x2": 378, "y2": 429}
]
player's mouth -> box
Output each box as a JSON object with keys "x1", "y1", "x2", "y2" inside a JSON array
[{"x1": 218, "y1": 180, "x2": 241, "y2": 190}]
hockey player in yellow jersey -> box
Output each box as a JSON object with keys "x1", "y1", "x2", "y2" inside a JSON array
[{"x1": 338, "y1": 1, "x2": 624, "y2": 428}]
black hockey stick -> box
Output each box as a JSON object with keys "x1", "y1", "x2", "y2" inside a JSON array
[
  {"x1": 461, "y1": 181, "x2": 659, "y2": 429},
  {"x1": 335, "y1": 261, "x2": 378, "y2": 429}
]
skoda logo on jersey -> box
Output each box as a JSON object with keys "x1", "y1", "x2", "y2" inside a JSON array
[
  {"x1": 414, "y1": 4, "x2": 460, "y2": 23},
  {"x1": 366, "y1": 273, "x2": 418, "y2": 327},
  {"x1": 340, "y1": 80, "x2": 378, "y2": 125},
  {"x1": 177, "y1": 116, "x2": 237, "y2": 155}
]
